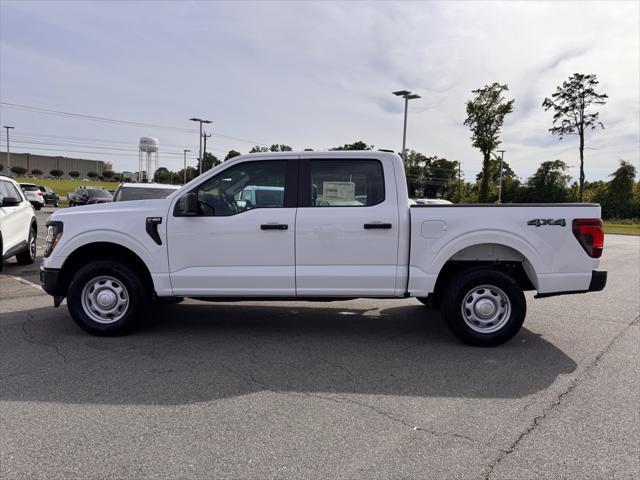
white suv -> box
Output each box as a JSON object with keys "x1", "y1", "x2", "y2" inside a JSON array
[
  {"x1": 19, "y1": 183, "x2": 46, "y2": 210},
  {"x1": 0, "y1": 175, "x2": 37, "y2": 271}
]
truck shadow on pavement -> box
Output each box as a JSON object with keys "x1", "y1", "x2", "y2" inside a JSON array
[{"x1": 1, "y1": 302, "x2": 577, "y2": 404}]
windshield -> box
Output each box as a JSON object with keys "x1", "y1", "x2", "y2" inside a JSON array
[{"x1": 115, "y1": 187, "x2": 176, "y2": 201}]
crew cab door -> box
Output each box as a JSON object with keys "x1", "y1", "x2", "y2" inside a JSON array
[
  {"x1": 295, "y1": 156, "x2": 400, "y2": 296},
  {"x1": 167, "y1": 159, "x2": 298, "y2": 296}
]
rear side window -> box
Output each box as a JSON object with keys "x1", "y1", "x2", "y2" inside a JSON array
[
  {"x1": 20, "y1": 184, "x2": 39, "y2": 191},
  {"x1": 309, "y1": 160, "x2": 384, "y2": 207}
]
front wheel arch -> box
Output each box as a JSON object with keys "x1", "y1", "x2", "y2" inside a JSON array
[{"x1": 59, "y1": 242, "x2": 155, "y2": 299}]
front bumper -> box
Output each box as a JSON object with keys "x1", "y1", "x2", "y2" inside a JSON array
[
  {"x1": 40, "y1": 267, "x2": 63, "y2": 296},
  {"x1": 535, "y1": 270, "x2": 607, "y2": 299}
]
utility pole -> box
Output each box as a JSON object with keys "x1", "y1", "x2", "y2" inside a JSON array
[
  {"x1": 202, "y1": 132, "x2": 212, "y2": 172},
  {"x1": 189, "y1": 118, "x2": 212, "y2": 176},
  {"x1": 497, "y1": 150, "x2": 506, "y2": 203},
  {"x1": 3, "y1": 126, "x2": 14, "y2": 177},
  {"x1": 183, "y1": 149, "x2": 190, "y2": 185},
  {"x1": 392, "y1": 91, "x2": 421, "y2": 163},
  {"x1": 458, "y1": 161, "x2": 462, "y2": 203}
]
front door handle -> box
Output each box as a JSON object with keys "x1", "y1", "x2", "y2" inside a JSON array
[
  {"x1": 261, "y1": 224, "x2": 288, "y2": 230},
  {"x1": 364, "y1": 223, "x2": 392, "y2": 229}
]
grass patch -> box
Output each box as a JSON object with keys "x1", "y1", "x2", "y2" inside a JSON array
[
  {"x1": 14, "y1": 177, "x2": 118, "y2": 197},
  {"x1": 604, "y1": 222, "x2": 640, "y2": 235}
]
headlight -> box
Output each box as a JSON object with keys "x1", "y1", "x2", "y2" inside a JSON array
[{"x1": 45, "y1": 221, "x2": 63, "y2": 258}]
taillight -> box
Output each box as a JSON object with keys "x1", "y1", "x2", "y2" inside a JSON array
[
  {"x1": 37, "y1": 191, "x2": 43, "y2": 196},
  {"x1": 572, "y1": 219, "x2": 604, "y2": 258}
]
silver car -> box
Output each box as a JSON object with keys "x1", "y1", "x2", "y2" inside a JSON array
[{"x1": 19, "y1": 183, "x2": 45, "y2": 210}]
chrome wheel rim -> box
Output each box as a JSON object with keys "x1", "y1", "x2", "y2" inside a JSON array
[
  {"x1": 81, "y1": 276, "x2": 129, "y2": 324},
  {"x1": 29, "y1": 231, "x2": 36, "y2": 261},
  {"x1": 461, "y1": 284, "x2": 511, "y2": 334}
]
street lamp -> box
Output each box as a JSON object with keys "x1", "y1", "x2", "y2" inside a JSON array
[
  {"x1": 183, "y1": 149, "x2": 190, "y2": 185},
  {"x1": 392, "y1": 91, "x2": 421, "y2": 163},
  {"x1": 3, "y1": 125, "x2": 14, "y2": 177},
  {"x1": 496, "y1": 149, "x2": 506, "y2": 203},
  {"x1": 189, "y1": 117, "x2": 212, "y2": 175}
]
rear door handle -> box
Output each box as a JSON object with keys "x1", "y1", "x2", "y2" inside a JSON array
[
  {"x1": 364, "y1": 223, "x2": 392, "y2": 229},
  {"x1": 261, "y1": 224, "x2": 288, "y2": 230}
]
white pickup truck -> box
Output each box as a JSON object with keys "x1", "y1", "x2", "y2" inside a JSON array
[{"x1": 41, "y1": 151, "x2": 606, "y2": 346}]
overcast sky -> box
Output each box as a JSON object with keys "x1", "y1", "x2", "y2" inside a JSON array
[{"x1": 1, "y1": 1, "x2": 638, "y2": 181}]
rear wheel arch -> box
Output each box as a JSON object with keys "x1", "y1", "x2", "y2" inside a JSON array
[
  {"x1": 59, "y1": 242, "x2": 155, "y2": 298},
  {"x1": 426, "y1": 244, "x2": 537, "y2": 308}
]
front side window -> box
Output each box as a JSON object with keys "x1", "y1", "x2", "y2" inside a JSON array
[
  {"x1": 195, "y1": 161, "x2": 287, "y2": 216},
  {"x1": 310, "y1": 160, "x2": 385, "y2": 207}
]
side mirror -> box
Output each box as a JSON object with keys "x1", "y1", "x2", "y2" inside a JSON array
[
  {"x1": 1, "y1": 197, "x2": 21, "y2": 207},
  {"x1": 176, "y1": 192, "x2": 199, "y2": 216}
]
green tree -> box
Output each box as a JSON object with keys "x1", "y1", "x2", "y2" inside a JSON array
[
  {"x1": 523, "y1": 160, "x2": 571, "y2": 203},
  {"x1": 330, "y1": 141, "x2": 374, "y2": 151},
  {"x1": 603, "y1": 160, "x2": 637, "y2": 219},
  {"x1": 542, "y1": 73, "x2": 608, "y2": 202},
  {"x1": 269, "y1": 144, "x2": 292, "y2": 152},
  {"x1": 464, "y1": 83, "x2": 515, "y2": 202},
  {"x1": 30, "y1": 168, "x2": 43, "y2": 177},
  {"x1": 10, "y1": 166, "x2": 27, "y2": 176},
  {"x1": 50, "y1": 169, "x2": 64, "y2": 179},
  {"x1": 153, "y1": 167, "x2": 172, "y2": 184},
  {"x1": 176, "y1": 166, "x2": 199, "y2": 184},
  {"x1": 475, "y1": 157, "x2": 521, "y2": 203},
  {"x1": 68, "y1": 170, "x2": 80, "y2": 179},
  {"x1": 87, "y1": 171, "x2": 98, "y2": 179},
  {"x1": 249, "y1": 145, "x2": 269, "y2": 153},
  {"x1": 102, "y1": 170, "x2": 114, "y2": 180},
  {"x1": 197, "y1": 152, "x2": 220, "y2": 172},
  {"x1": 224, "y1": 150, "x2": 241, "y2": 161}
]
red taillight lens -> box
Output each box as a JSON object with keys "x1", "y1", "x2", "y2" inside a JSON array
[
  {"x1": 572, "y1": 219, "x2": 604, "y2": 258},
  {"x1": 37, "y1": 191, "x2": 43, "y2": 196}
]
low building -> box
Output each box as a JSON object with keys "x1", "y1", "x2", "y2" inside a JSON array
[{"x1": 0, "y1": 151, "x2": 105, "y2": 178}]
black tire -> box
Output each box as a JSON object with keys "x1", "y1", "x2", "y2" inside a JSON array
[
  {"x1": 16, "y1": 226, "x2": 36, "y2": 265},
  {"x1": 67, "y1": 260, "x2": 148, "y2": 336},
  {"x1": 34, "y1": 203, "x2": 42, "y2": 211},
  {"x1": 442, "y1": 268, "x2": 526, "y2": 347}
]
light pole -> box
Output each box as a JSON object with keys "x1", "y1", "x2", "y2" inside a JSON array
[
  {"x1": 392, "y1": 90, "x2": 421, "y2": 163},
  {"x1": 497, "y1": 150, "x2": 506, "y2": 203},
  {"x1": 3, "y1": 125, "x2": 14, "y2": 177},
  {"x1": 183, "y1": 149, "x2": 190, "y2": 185},
  {"x1": 189, "y1": 117, "x2": 212, "y2": 175}
]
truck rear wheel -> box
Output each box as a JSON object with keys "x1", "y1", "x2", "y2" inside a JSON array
[
  {"x1": 442, "y1": 268, "x2": 526, "y2": 347},
  {"x1": 67, "y1": 260, "x2": 148, "y2": 336}
]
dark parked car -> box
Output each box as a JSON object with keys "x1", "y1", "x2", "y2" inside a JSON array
[
  {"x1": 38, "y1": 186, "x2": 60, "y2": 207},
  {"x1": 68, "y1": 187, "x2": 113, "y2": 207}
]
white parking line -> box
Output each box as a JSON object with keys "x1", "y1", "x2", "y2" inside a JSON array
[{"x1": 8, "y1": 275, "x2": 44, "y2": 293}]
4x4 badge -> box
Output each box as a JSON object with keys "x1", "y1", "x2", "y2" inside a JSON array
[{"x1": 527, "y1": 218, "x2": 566, "y2": 227}]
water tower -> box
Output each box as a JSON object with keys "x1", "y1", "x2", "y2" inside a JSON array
[{"x1": 138, "y1": 137, "x2": 159, "y2": 182}]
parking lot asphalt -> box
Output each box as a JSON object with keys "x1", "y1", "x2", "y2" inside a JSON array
[{"x1": 1, "y1": 208, "x2": 638, "y2": 479}]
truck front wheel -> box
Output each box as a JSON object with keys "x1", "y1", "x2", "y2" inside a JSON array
[
  {"x1": 67, "y1": 260, "x2": 148, "y2": 336},
  {"x1": 442, "y1": 268, "x2": 526, "y2": 347}
]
